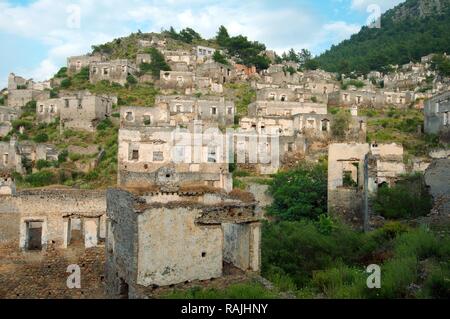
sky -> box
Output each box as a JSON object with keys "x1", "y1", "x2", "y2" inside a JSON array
[{"x1": 0, "y1": 0, "x2": 405, "y2": 88}]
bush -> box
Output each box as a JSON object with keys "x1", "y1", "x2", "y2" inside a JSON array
[
  {"x1": 22, "y1": 100, "x2": 37, "y2": 115},
  {"x1": 60, "y1": 78, "x2": 72, "y2": 89},
  {"x1": 212, "y1": 51, "x2": 228, "y2": 65},
  {"x1": 0, "y1": 96, "x2": 5, "y2": 105},
  {"x1": 162, "y1": 282, "x2": 277, "y2": 299},
  {"x1": 331, "y1": 110, "x2": 351, "y2": 140},
  {"x1": 126, "y1": 74, "x2": 137, "y2": 85},
  {"x1": 97, "y1": 118, "x2": 112, "y2": 131},
  {"x1": 372, "y1": 174, "x2": 433, "y2": 219},
  {"x1": 33, "y1": 133, "x2": 49, "y2": 143},
  {"x1": 58, "y1": 150, "x2": 69, "y2": 163},
  {"x1": 54, "y1": 67, "x2": 68, "y2": 78},
  {"x1": 12, "y1": 119, "x2": 33, "y2": 131},
  {"x1": 36, "y1": 159, "x2": 52, "y2": 171},
  {"x1": 267, "y1": 162, "x2": 327, "y2": 221},
  {"x1": 24, "y1": 171, "x2": 56, "y2": 187},
  {"x1": 145, "y1": 48, "x2": 171, "y2": 79}
]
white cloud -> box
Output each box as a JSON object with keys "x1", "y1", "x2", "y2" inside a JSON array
[
  {"x1": 350, "y1": 0, "x2": 404, "y2": 12},
  {"x1": 0, "y1": 0, "x2": 374, "y2": 86}
]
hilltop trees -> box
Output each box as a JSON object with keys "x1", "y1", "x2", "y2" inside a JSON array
[{"x1": 214, "y1": 26, "x2": 270, "y2": 71}]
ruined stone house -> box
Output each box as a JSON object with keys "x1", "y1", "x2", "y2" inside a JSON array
[
  {"x1": 0, "y1": 184, "x2": 106, "y2": 250},
  {"x1": 36, "y1": 92, "x2": 115, "y2": 132},
  {"x1": 195, "y1": 45, "x2": 216, "y2": 60},
  {"x1": 105, "y1": 188, "x2": 261, "y2": 298},
  {"x1": 118, "y1": 108, "x2": 233, "y2": 192},
  {"x1": 135, "y1": 53, "x2": 151, "y2": 66},
  {"x1": 155, "y1": 95, "x2": 235, "y2": 126},
  {"x1": 67, "y1": 54, "x2": 107, "y2": 75},
  {"x1": 89, "y1": 59, "x2": 138, "y2": 86},
  {"x1": 328, "y1": 143, "x2": 405, "y2": 229},
  {"x1": 0, "y1": 106, "x2": 20, "y2": 137},
  {"x1": 159, "y1": 71, "x2": 194, "y2": 93},
  {"x1": 328, "y1": 89, "x2": 413, "y2": 108},
  {"x1": 195, "y1": 61, "x2": 236, "y2": 84},
  {"x1": 162, "y1": 50, "x2": 195, "y2": 65},
  {"x1": 0, "y1": 137, "x2": 24, "y2": 174},
  {"x1": 248, "y1": 100, "x2": 328, "y2": 117},
  {"x1": 424, "y1": 90, "x2": 450, "y2": 139}
]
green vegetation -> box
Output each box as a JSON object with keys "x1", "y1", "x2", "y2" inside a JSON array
[
  {"x1": 212, "y1": 50, "x2": 229, "y2": 65},
  {"x1": 54, "y1": 67, "x2": 68, "y2": 78},
  {"x1": 315, "y1": 0, "x2": 450, "y2": 74},
  {"x1": 164, "y1": 26, "x2": 203, "y2": 44},
  {"x1": 341, "y1": 79, "x2": 365, "y2": 89},
  {"x1": 373, "y1": 174, "x2": 433, "y2": 219},
  {"x1": 331, "y1": 109, "x2": 351, "y2": 140},
  {"x1": 214, "y1": 25, "x2": 270, "y2": 70},
  {"x1": 224, "y1": 82, "x2": 256, "y2": 116},
  {"x1": 366, "y1": 108, "x2": 441, "y2": 156},
  {"x1": 162, "y1": 282, "x2": 279, "y2": 299},
  {"x1": 267, "y1": 161, "x2": 327, "y2": 221},
  {"x1": 431, "y1": 53, "x2": 450, "y2": 77},
  {"x1": 142, "y1": 47, "x2": 171, "y2": 79},
  {"x1": 262, "y1": 219, "x2": 450, "y2": 299},
  {"x1": 0, "y1": 96, "x2": 4, "y2": 105}
]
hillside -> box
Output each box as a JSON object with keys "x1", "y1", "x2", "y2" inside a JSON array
[{"x1": 315, "y1": 0, "x2": 450, "y2": 74}]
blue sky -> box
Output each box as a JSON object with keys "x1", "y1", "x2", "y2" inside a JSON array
[{"x1": 0, "y1": 0, "x2": 405, "y2": 88}]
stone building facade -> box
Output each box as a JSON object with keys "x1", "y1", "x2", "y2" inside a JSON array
[
  {"x1": 37, "y1": 92, "x2": 115, "y2": 132},
  {"x1": 105, "y1": 189, "x2": 261, "y2": 298},
  {"x1": 89, "y1": 60, "x2": 138, "y2": 85},
  {"x1": 0, "y1": 106, "x2": 20, "y2": 137},
  {"x1": 0, "y1": 185, "x2": 106, "y2": 250},
  {"x1": 328, "y1": 143, "x2": 405, "y2": 229},
  {"x1": 67, "y1": 54, "x2": 106, "y2": 75},
  {"x1": 424, "y1": 91, "x2": 450, "y2": 139},
  {"x1": 328, "y1": 90, "x2": 413, "y2": 108}
]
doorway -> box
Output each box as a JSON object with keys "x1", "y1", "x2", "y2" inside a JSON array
[{"x1": 27, "y1": 221, "x2": 43, "y2": 251}]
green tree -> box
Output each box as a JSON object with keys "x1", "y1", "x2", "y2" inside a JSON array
[
  {"x1": 145, "y1": 48, "x2": 171, "y2": 79},
  {"x1": 331, "y1": 110, "x2": 351, "y2": 140},
  {"x1": 216, "y1": 25, "x2": 230, "y2": 47},
  {"x1": 212, "y1": 51, "x2": 228, "y2": 65},
  {"x1": 267, "y1": 162, "x2": 328, "y2": 221},
  {"x1": 54, "y1": 67, "x2": 68, "y2": 78}
]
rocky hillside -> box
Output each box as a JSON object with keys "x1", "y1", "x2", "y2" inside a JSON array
[{"x1": 315, "y1": 0, "x2": 450, "y2": 74}]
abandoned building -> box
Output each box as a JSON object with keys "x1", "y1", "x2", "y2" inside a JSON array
[
  {"x1": 36, "y1": 92, "x2": 115, "y2": 132},
  {"x1": 424, "y1": 90, "x2": 450, "y2": 139},
  {"x1": 162, "y1": 50, "x2": 195, "y2": 65},
  {"x1": 118, "y1": 109, "x2": 233, "y2": 192},
  {"x1": 195, "y1": 45, "x2": 216, "y2": 60},
  {"x1": 154, "y1": 95, "x2": 235, "y2": 126},
  {"x1": 0, "y1": 106, "x2": 20, "y2": 137},
  {"x1": 328, "y1": 143, "x2": 405, "y2": 229},
  {"x1": 135, "y1": 53, "x2": 152, "y2": 66},
  {"x1": 89, "y1": 59, "x2": 138, "y2": 86},
  {"x1": 105, "y1": 188, "x2": 261, "y2": 298},
  {"x1": 195, "y1": 61, "x2": 236, "y2": 84},
  {"x1": 7, "y1": 88, "x2": 50, "y2": 108},
  {"x1": 328, "y1": 90, "x2": 413, "y2": 108},
  {"x1": 159, "y1": 71, "x2": 194, "y2": 92},
  {"x1": 424, "y1": 158, "x2": 450, "y2": 215},
  {"x1": 67, "y1": 54, "x2": 107, "y2": 75},
  {"x1": 248, "y1": 100, "x2": 327, "y2": 117},
  {"x1": 0, "y1": 137, "x2": 24, "y2": 174},
  {"x1": 0, "y1": 181, "x2": 107, "y2": 250}
]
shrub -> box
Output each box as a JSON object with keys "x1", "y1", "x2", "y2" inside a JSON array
[
  {"x1": 36, "y1": 159, "x2": 52, "y2": 170},
  {"x1": 58, "y1": 150, "x2": 69, "y2": 163},
  {"x1": 33, "y1": 133, "x2": 49, "y2": 143},
  {"x1": 126, "y1": 74, "x2": 137, "y2": 85},
  {"x1": 54, "y1": 67, "x2": 68, "y2": 78},
  {"x1": 60, "y1": 78, "x2": 72, "y2": 89},
  {"x1": 24, "y1": 171, "x2": 56, "y2": 187},
  {"x1": 22, "y1": 100, "x2": 37, "y2": 115},
  {"x1": 372, "y1": 174, "x2": 433, "y2": 219},
  {"x1": 267, "y1": 161, "x2": 327, "y2": 221},
  {"x1": 0, "y1": 96, "x2": 4, "y2": 105},
  {"x1": 12, "y1": 119, "x2": 33, "y2": 131},
  {"x1": 212, "y1": 51, "x2": 228, "y2": 65},
  {"x1": 145, "y1": 48, "x2": 171, "y2": 79},
  {"x1": 97, "y1": 118, "x2": 112, "y2": 131},
  {"x1": 331, "y1": 110, "x2": 351, "y2": 140}
]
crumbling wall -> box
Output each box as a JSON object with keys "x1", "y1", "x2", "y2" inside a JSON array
[
  {"x1": 424, "y1": 159, "x2": 450, "y2": 214},
  {"x1": 0, "y1": 196, "x2": 20, "y2": 243},
  {"x1": 105, "y1": 189, "x2": 139, "y2": 298},
  {"x1": 137, "y1": 206, "x2": 223, "y2": 287}
]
